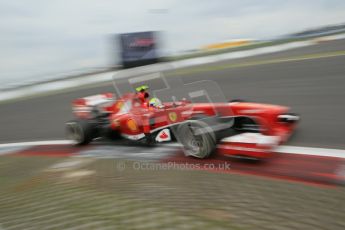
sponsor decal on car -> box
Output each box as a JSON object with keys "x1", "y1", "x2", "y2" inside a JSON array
[
  {"x1": 155, "y1": 129, "x2": 171, "y2": 142},
  {"x1": 127, "y1": 119, "x2": 138, "y2": 131}
]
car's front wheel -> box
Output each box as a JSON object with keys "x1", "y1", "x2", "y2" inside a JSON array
[{"x1": 176, "y1": 120, "x2": 216, "y2": 158}]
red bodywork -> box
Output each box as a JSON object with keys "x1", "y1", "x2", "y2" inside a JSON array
[{"x1": 72, "y1": 93, "x2": 299, "y2": 159}]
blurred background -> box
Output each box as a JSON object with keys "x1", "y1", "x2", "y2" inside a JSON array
[
  {"x1": 0, "y1": 1, "x2": 345, "y2": 230},
  {"x1": 1, "y1": 0, "x2": 345, "y2": 88}
]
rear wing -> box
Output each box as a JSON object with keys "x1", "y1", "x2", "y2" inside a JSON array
[{"x1": 72, "y1": 93, "x2": 115, "y2": 118}]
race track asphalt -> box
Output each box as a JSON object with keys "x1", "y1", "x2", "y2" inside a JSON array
[{"x1": 1, "y1": 39, "x2": 345, "y2": 149}]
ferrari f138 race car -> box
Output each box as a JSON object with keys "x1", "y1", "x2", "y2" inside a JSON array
[{"x1": 66, "y1": 87, "x2": 299, "y2": 159}]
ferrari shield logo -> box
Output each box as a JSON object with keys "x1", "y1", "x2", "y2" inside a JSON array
[{"x1": 168, "y1": 112, "x2": 177, "y2": 122}]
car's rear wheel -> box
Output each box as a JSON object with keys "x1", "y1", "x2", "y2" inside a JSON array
[
  {"x1": 176, "y1": 120, "x2": 216, "y2": 158},
  {"x1": 66, "y1": 120, "x2": 95, "y2": 145}
]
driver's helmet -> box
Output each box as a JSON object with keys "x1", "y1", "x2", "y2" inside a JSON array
[
  {"x1": 149, "y1": 97, "x2": 163, "y2": 108},
  {"x1": 135, "y1": 85, "x2": 149, "y2": 93}
]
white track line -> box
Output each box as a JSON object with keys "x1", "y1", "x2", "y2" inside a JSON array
[
  {"x1": 0, "y1": 140, "x2": 74, "y2": 148},
  {"x1": 0, "y1": 140, "x2": 344, "y2": 159}
]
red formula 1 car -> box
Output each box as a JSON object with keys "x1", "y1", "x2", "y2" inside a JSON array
[{"x1": 66, "y1": 92, "x2": 299, "y2": 159}]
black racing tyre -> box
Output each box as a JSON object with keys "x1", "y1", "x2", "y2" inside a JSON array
[
  {"x1": 176, "y1": 120, "x2": 216, "y2": 159},
  {"x1": 65, "y1": 120, "x2": 95, "y2": 145}
]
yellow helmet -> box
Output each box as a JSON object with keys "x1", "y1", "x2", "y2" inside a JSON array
[{"x1": 135, "y1": 85, "x2": 149, "y2": 92}]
